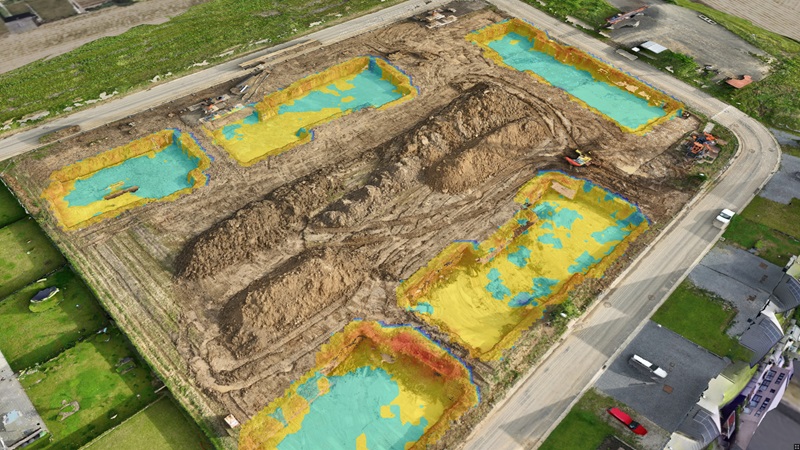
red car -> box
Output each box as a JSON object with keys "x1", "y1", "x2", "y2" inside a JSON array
[{"x1": 607, "y1": 407, "x2": 648, "y2": 435}]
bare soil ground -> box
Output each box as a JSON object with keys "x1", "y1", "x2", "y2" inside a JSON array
[
  {"x1": 0, "y1": 0, "x2": 210, "y2": 74},
  {"x1": 4, "y1": 7, "x2": 701, "y2": 445}
]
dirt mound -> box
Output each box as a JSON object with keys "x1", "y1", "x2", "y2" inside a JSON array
[
  {"x1": 315, "y1": 83, "x2": 560, "y2": 227},
  {"x1": 219, "y1": 247, "x2": 368, "y2": 357},
  {"x1": 175, "y1": 171, "x2": 344, "y2": 279}
]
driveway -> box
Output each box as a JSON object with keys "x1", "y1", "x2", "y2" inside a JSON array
[
  {"x1": 687, "y1": 243, "x2": 781, "y2": 336},
  {"x1": 595, "y1": 321, "x2": 728, "y2": 432},
  {"x1": 759, "y1": 153, "x2": 800, "y2": 204}
]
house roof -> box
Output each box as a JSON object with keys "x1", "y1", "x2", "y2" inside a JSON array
[
  {"x1": 676, "y1": 405, "x2": 720, "y2": 447},
  {"x1": 771, "y1": 274, "x2": 800, "y2": 312},
  {"x1": 740, "y1": 313, "x2": 783, "y2": 366},
  {"x1": 641, "y1": 41, "x2": 668, "y2": 54},
  {"x1": 726, "y1": 75, "x2": 753, "y2": 89}
]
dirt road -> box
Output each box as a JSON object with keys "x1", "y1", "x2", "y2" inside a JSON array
[{"x1": 460, "y1": 1, "x2": 781, "y2": 449}]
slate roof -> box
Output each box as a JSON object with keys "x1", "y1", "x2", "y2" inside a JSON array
[
  {"x1": 771, "y1": 275, "x2": 800, "y2": 312},
  {"x1": 676, "y1": 405, "x2": 720, "y2": 447},
  {"x1": 739, "y1": 314, "x2": 783, "y2": 366}
]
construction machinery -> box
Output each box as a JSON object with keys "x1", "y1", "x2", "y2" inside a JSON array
[
  {"x1": 565, "y1": 149, "x2": 593, "y2": 167},
  {"x1": 687, "y1": 132, "x2": 717, "y2": 157}
]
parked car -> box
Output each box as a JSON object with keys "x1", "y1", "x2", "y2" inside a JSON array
[
  {"x1": 630, "y1": 354, "x2": 668, "y2": 379},
  {"x1": 607, "y1": 407, "x2": 648, "y2": 435},
  {"x1": 714, "y1": 208, "x2": 735, "y2": 228}
]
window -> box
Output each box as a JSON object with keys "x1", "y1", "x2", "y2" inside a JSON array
[
  {"x1": 765, "y1": 370, "x2": 776, "y2": 381},
  {"x1": 777, "y1": 373, "x2": 786, "y2": 383},
  {"x1": 771, "y1": 389, "x2": 776, "y2": 393}
]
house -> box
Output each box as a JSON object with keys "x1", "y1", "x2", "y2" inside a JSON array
[
  {"x1": 771, "y1": 255, "x2": 800, "y2": 312},
  {"x1": 731, "y1": 354, "x2": 795, "y2": 450}
]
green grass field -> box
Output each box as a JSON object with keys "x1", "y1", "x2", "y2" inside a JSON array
[
  {"x1": 0, "y1": 181, "x2": 26, "y2": 228},
  {"x1": 723, "y1": 214, "x2": 800, "y2": 267},
  {"x1": 19, "y1": 328, "x2": 158, "y2": 449},
  {"x1": 738, "y1": 196, "x2": 800, "y2": 239},
  {"x1": 0, "y1": 267, "x2": 109, "y2": 371},
  {"x1": 540, "y1": 389, "x2": 638, "y2": 450},
  {"x1": 0, "y1": 218, "x2": 66, "y2": 298},
  {"x1": 0, "y1": 0, "x2": 403, "y2": 134},
  {"x1": 523, "y1": 0, "x2": 618, "y2": 27},
  {"x1": 84, "y1": 396, "x2": 212, "y2": 450},
  {"x1": 651, "y1": 281, "x2": 752, "y2": 362}
]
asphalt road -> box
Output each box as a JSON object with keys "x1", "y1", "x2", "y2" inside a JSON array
[
  {"x1": 462, "y1": 1, "x2": 780, "y2": 449},
  {"x1": 0, "y1": 1, "x2": 781, "y2": 448},
  {"x1": 0, "y1": 0, "x2": 451, "y2": 162}
]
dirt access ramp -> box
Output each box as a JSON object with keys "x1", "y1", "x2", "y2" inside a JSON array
[{"x1": 3, "y1": 5, "x2": 699, "y2": 443}]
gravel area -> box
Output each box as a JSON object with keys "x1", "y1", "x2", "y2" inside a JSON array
[
  {"x1": 595, "y1": 321, "x2": 728, "y2": 433},
  {"x1": 759, "y1": 153, "x2": 800, "y2": 204},
  {"x1": 605, "y1": 0, "x2": 771, "y2": 81}
]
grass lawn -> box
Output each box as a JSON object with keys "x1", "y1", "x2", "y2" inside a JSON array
[
  {"x1": 0, "y1": 0, "x2": 406, "y2": 134},
  {"x1": 723, "y1": 215, "x2": 800, "y2": 267},
  {"x1": 738, "y1": 196, "x2": 800, "y2": 240},
  {"x1": 0, "y1": 267, "x2": 108, "y2": 371},
  {"x1": 0, "y1": 182, "x2": 25, "y2": 228},
  {"x1": 651, "y1": 281, "x2": 752, "y2": 362},
  {"x1": 540, "y1": 389, "x2": 638, "y2": 450},
  {"x1": 19, "y1": 328, "x2": 158, "y2": 449},
  {"x1": 0, "y1": 218, "x2": 66, "y2": 298},
  {"x1": 83, "y1": 396, "x2": 212, "y2": 450},
  {"x1": 523, "y1": 0, "x2": 619, "y2": 27}
]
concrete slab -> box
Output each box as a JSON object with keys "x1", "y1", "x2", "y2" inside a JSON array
[
  {"x1": 0, "y1": 349, "x2": 47, "y2": 448},
  {"x1": 687, "y1": 265, "x2": 769, "y2": 337},
  {"x1": 759, "y1": 153, "x2": 800, "y2": 205},
  {"x1": 595, "y1": 321, "x2": 728, "y2": 432}
]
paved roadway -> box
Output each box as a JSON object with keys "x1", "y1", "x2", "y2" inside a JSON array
[
  {"x1": 0, "y1": 1, "x2": 781, "y2": 448},
  {"x1": 0, "y1": 0, "x2": 451, "y2": 162},
  {"x1": 462, "y1": 1, "x2": 781, "y2": 449}
]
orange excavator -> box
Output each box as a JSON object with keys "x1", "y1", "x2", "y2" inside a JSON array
[
  {"x1": 688, "y1": 132, "x2": 716, "y2": 156},
  {"x1": 565, "y1": 149, "x2": 593, "y2": 167}
]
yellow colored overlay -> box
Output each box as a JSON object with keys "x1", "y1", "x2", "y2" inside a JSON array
[
  {"x1": 397, "y1": 172, "x2": 649, "y2": 360},
  {"x1": 41, "y1": 129, "x2": 210, "y2": 230},
  {"x1": 467, "y1": 19, "x2": 684, "y2": 135},
  {"x1": 239, "y1": 321, "x2": 479, "y2": 450},
  {"x1": 208, "y1": 57, "x2": 417, "y2": 166}
]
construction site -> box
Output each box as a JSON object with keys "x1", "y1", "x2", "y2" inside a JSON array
[{"x1": 3, "y1": 2, "x2": 715, "y2": 448}]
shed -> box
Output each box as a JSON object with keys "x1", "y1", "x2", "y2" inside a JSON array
[
  {"x1": 640, "y1": 41, "x2": 667, "y2": 54},
  {"x1": 726, "y1": 75, "x2": 753, "y2": 89}
]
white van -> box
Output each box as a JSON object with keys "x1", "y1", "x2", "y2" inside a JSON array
[{"x1": 630, "y1": 354, "x2": 668, "y2": 379}]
